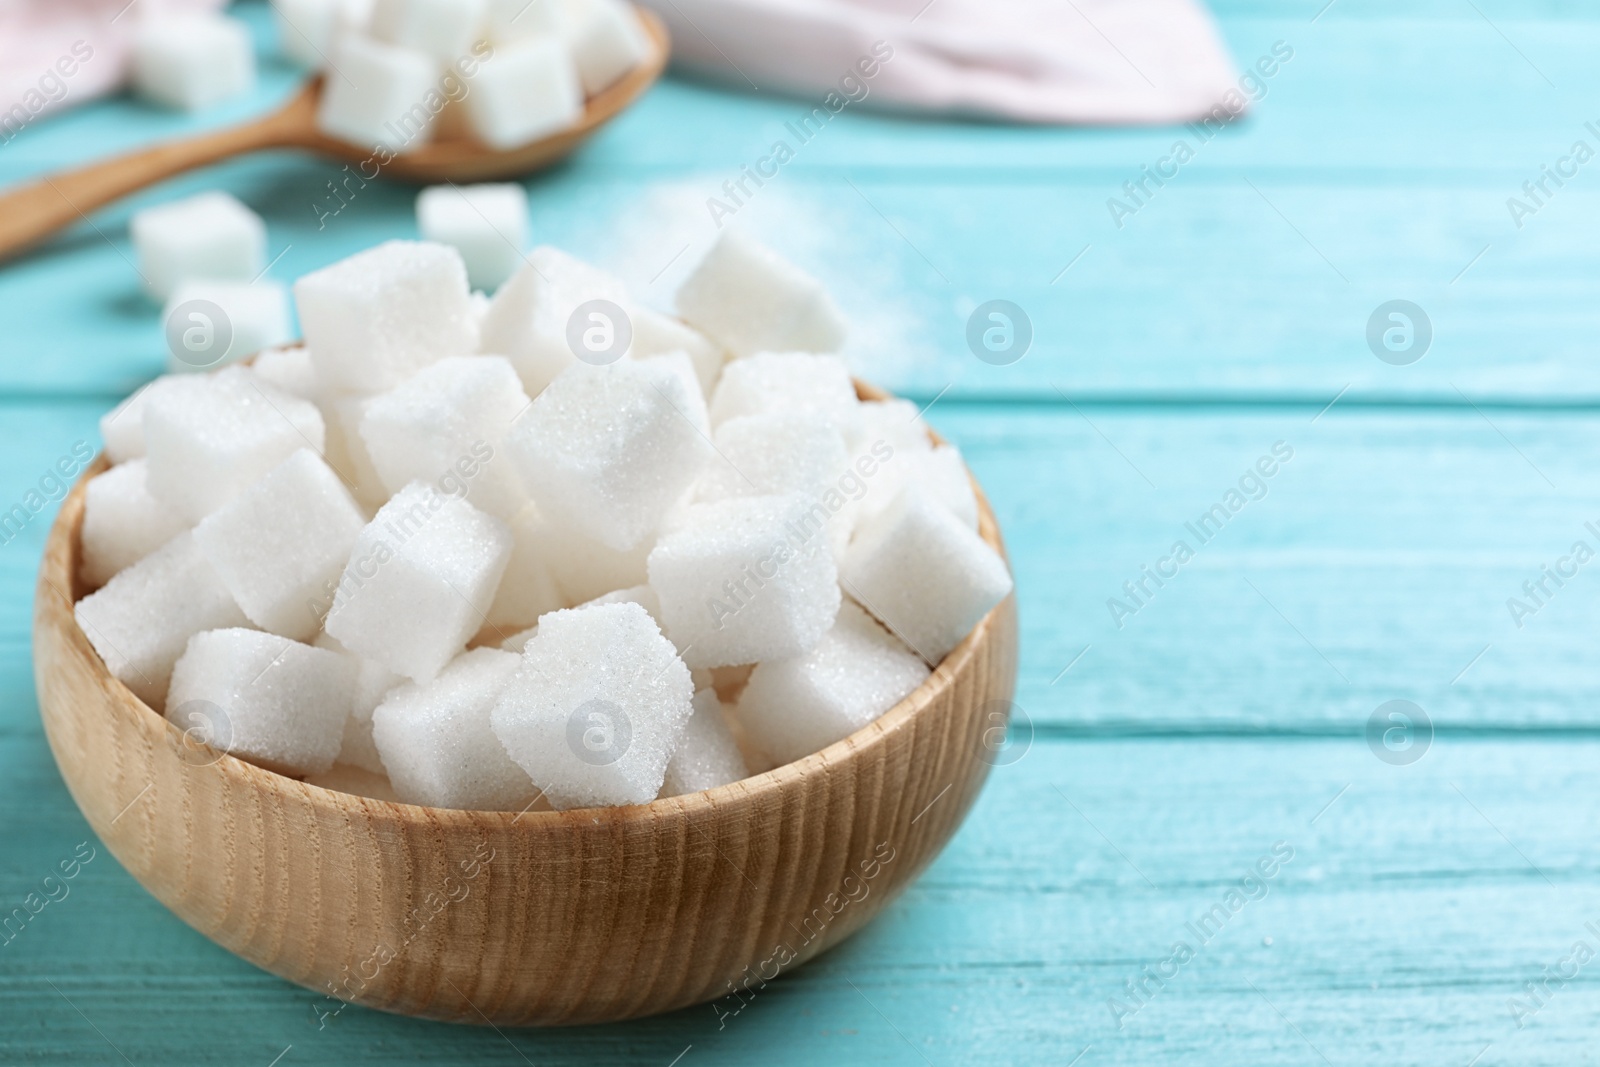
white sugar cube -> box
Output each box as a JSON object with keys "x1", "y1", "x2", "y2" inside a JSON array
[
  {"x1": 371, "y1": 0, "x2": 488, "y2": 63},
  {"x1": 479, "y1": 246, "x2": 632, "y2": 395},
  {"x1": 320, "y1": 394, "x2": 389, "y2": 509},
  {"x1": 193, "y1": 450, "x2": 367, "y2": 641},
  {"x1": 506, "y1": 358, "x2": 711, "y2": 551},
  {"x1": 372, "y1": 647, "x2": 535, "y2": 809},
  {"x1": 79, "y1": 460, "x2": 190, "y2": 589},
  {"x1": 849, "y1": 399, "x2": 931, "y2": 519},
  {"x1": 273, "y1": 0, "x2": 374, "y2": 68},
  {"x1": 629, "y1": 308, "x2": 724, "y2": 395},
  {"x1": 463, "y1": 35, "x2": 582, "y2": 150},
  {"x1": 324, "y1": 483, "x2": 512, "y2": 682},
  {"x1": 490, "y1": 602, "x2": 693, "y2": 809},
  {"x1": 143, "y1": 368, "x2": 326, "y2": 523},
  {"x1": 163, "y1": 281, "x2": 292, "y2": 372},
  {"x1": 648, "y1": 493, "x2": 840, "y2": 669},
  {"x1": 130, "y1": 192, "x2": 265, "y2": 302},
  {"x1": 314, "y1": 631, "x2": 404, "y2": 774},
  {"x1": 100, "y1": 388, "x2": 153, "y2": 464},
  {"x1": 131, "y1": 14, "x2": 255, "y2": 112},
  {"x1": 697, "y1": 413, "x2": 850, "y2": 504},
  {"x1": 359, "y1": 355, "x2": 531, "y2": 519},
  {"x1": 166, "y1": 628, "x2": 357, "y2": 776},
  {"x1": 708, "y1": 353, "x2": 858, "y2": 437},
  {"x1": 538, "y1": 509, "x2": 650, "y2": 603},
  {"x1": 736, "y1": 601, "x2": 928, "y2": 765},
  {"x1": 316, "y1": 36, "x2": 441, "y2": 152},
  {"x1": 294, "y1": 240, "x2": 478, "y2": 392},
  {"x1": 249, "y1": 346, "x2": 323, "y2": 401},
  {"x1": 564, "y1": 0, "x2": 649, "y2": 95},
  {"x1": 841, "y1": 484, "x2": 1012, "y2": 664},
  {"x1": 486, "y1": 503, "x2": 565, "y2": 630},
  {"x1": 486, "y1": 0, "x2": 564, "y2": 41},
  {"x1": 74, "y1": 532, "x2": 249, "y2": 709},
  {"x1": 660, "y1": 689, "x2": 745, "y2": 797},
  {"x1": 676, "y1": 231, "x2": 846, "y2": 356},
  {"x1": 578, "y1": 583, "x2": 660, "y2": 619},
  {"x1": 914, "y1": 444, "x2": 979, "y2": 530},
  {"x1": 416, "y1": 184, "x2": 529, "y2": 291}
]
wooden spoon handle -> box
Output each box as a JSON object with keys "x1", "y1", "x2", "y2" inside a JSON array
[{"x1": 0, "y1": 92, "x2": 312, "y2": 265}]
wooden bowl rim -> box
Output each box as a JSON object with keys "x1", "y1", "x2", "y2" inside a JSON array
[{"x1": 44, "y1": 373, "x2": 1010, "y2": 832}]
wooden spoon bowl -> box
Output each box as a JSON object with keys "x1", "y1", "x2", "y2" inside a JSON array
[
  {"x1": 0, "y1": 8, "x2": 669, "y2": 264},
  {"x1": 31, "y1": 379, "x2": 1019, "y2": 1026}
]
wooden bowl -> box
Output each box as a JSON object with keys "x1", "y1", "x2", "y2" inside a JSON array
[{"x1": 32, "y1": 382, "x2": 1018, "y2": 1026}]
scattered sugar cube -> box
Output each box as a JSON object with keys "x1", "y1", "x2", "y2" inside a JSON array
[
  {"x1": 486, "y1": 503, "x2": 565, "y2": 630},
  {"x1": 294, "y1": 240, "x2": 478, "y2": 392},
  {"x1": 485, "y1": 0, "x2": 565, "y2": 41},
  {"x1": 303, "y1": 763, "x2": 399, "y2": 801},
  {"x1": 249, "y1": 346, "x2": 323, "y2": 401},
  {"x1": 629, "y1": 308, "x2": 724, "y2": 395},
  {"x1": 314, "y1": 631, "x2": 404, "y2": 774},
  {"x1": 676, "y1": 231, "x2": 846, "y2": 356},
  {"x1": 273, "y1": 0, "x2": 374, "y2": 68},
  {"x1": 316, "y1": 36, "x2": 442, "y2": 152},
  {"x1": 564, "y1": 0, "x2": 649, "y2": 95},
  {"x1": 841, "y1": 483, "x2": 1012, "y2": 664},
  {"x1": 490, "y1": 602, "x2": 694, "y2": 809},
  {"x1": 648, "y1": 493, "x2": 840, "y2": 669},
  {"x1": 320, "y1": 394, "x2": 389, "y2": 509},
  {"x1": 736, "y1": 601, "x2": 928, "y2": 765},
  {"x1": 370, "y1": 0, "x2": 488, "y2": 64},
  {"x1": 372, "y1": 647, "x2": 535, "y2": 809},
  {"x1": 506, "y1": 359, "x2": 711, "y2": 551},
  {"x1": 74, "y1": 532, "x2": 249, "y2": 709},
  {"x1": 142, "y1": 368, "x2": 326, "y2": 523},
  {"x1": 163, "y1": 281, "x2": 292, "y2": 372},
  {"x1": 479, "y1": 246, "x2": 633, "y2": 395},
  {"x1": 79, "y1": 459, "x2": 190, "y2": 589},
  {"x1": 324, "y1": 483, "x2": 512, "y2": 682},
  {"x1": 660, "y1": 689, "x2": 746, "y2": 796},
  {"x1": 166, "y1": 628, "x2": 357, "y2": 776},
  {"x1": 131, "y1": 14, "x2": 255, "y2": 112},
  {"x1": 192, "y1": 450, "x2": 367, "y2": 641},
  {"x1": 708, "y1": 353, "x2": 858, "y2": 437},
  {"x1": 416, "y1": 184, "x2": 529, "y2": 291},
  {"x1": 359, "y1": 355, "x2": 531, "y2": 519},
  {"x1": 130, "y1": 192, "x2": 265, "y2": 302},
  {"x1": 463, "y1": 35, "x2": 583, "y2": 150}
]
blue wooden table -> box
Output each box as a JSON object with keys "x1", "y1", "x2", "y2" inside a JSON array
[{"x1": 5, "y1": 1, "x2": 1600, "y2": 1063}]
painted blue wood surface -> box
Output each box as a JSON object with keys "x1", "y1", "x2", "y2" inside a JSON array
[{"x1": 3, "y1": 1, "x2": 1600, "y2": 1063}]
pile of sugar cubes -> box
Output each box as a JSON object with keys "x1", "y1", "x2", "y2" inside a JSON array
[
  {"x1": 276, "y1": 0, "x2": 651, "y2": 152},
  {"x1": 74, "y1": 229, "x2": 1013, "y2": 812}
]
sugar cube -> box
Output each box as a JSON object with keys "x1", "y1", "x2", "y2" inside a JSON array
[
  {"x1": 697, "y1": 413, "x2": 850, "y2": 503},
  {"x1": 416, "y1": 184, "x2": 529, "y2": 291},
  {"x1": 849, "y1": 398, "x2": 932, "y2": 519},
  {"x1": 578, "y1": 583, "x2": 660, "y2": 618},
  {"x1": 316, "y1": 36, "x2": 442, "y2": 152},
  {"x1": 708, "y1": 352, "x2": 858, "y2": 437},
  {"x1": 320, "y1": 394, "x2": 389, "y2": 509},
  {"x1": 272, "y1": 0, "x2": 374, "y2": 68},
  {"x1": 314, "y1": 631, "x2": 404, "y2": 774},
  {"x1": 629, "y1": 308, "x2": 724, "y2": 395},
  {"x1": 129, "y1": 192, "x2": 265, "y2": 302},
  {"x1": 490, "y1": 602, "x2": 694, "y2": 809},
  {"x1": 131, "y1": 14, "x2": 256, "y2": 112},
  {"x1": 660, "y1": 689, "x2": 746, "y2": 796},
  {"x1": 485, "y1": 0, "x2": 565, "y2": 41},
  {"x1": 676, "y1": 231, "x2": 846, "y2": 357},
  {"x1": 841, "y1": 483, "x2": 1012, "y2": 664},
  {"x1": 648, "y1": 493, "x2": 840, "y2": 669},
  {"x1": 99, "y1": 388, "x2": 153, "y2": 465},
  {"x1": 166, "y1": 628, "x2": 357, "y2": 776},
  {"x1": 370, "y1": 0, "x2": 489, "y2": 64},
  {"x1": 372, "y1": 647, "x2": 536, "y2": 809},
  {"x1": 294, "y1": 241, "x2": 478, "y2": 392},
  {"x1": 463, "y1": 35, "x2": 582, "y2": 150},
  {"x1": 506, "y1": 358, "x2": 711, "y2": 551},
  {"x1": 359, "y1": 355, "x2": 531, "y2": 519},
  {"x1": 479, "y1": 246, "x2": 633, "y2": 395},
  {"x1": 193, "y1": 450, "x2": 367, "y2": 641},
  {"x1": 537, "y1": 509, "x2": 650, "y2": 603},
  {"x1": 74, "y1": 532, "x2": 250, "y2": 709},
  {"x1": 324, "y1": 483, "x2": 512, "y2": 682},
  {"x1": 249, "y1": 346, "x2": 323, "y2": 401},
  {"x1": 163, "y1": 281, "x2": 292, "y2": 372},
  {"x1": 564, "y1": 0, "x2": 650, "y2": 95},
  {"x1": 914, "y1": 444, "x2": 980, "y2": 530},
  {"x1": 736, "y1": 601, "x2": 928, "y2": 765},
  {"x1": 79, "y1": 459, "x2": 190, "y2": 589},
  {"x1": 142, "y1": 368, "x2": 326, "y2": 523},
  {"x1": 486, "y1": 503, "x2": 565, "y2": 630}
]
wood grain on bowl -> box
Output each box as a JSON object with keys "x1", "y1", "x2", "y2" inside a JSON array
[{"x1": 32, "y1": 380, "x2": 1017, "y2": 1026}]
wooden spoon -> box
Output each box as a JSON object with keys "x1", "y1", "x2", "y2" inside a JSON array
[{"x1": 0, "y1": 9, "x2": 668, "y2": 264}]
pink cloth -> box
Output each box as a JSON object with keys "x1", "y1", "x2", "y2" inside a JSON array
[
  {"x1": 636, "y1": 0, "x2": 1244, "y2": 124},
  {"x1": 0, "y1": 0, "x2": 223, "y2": 118}
]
